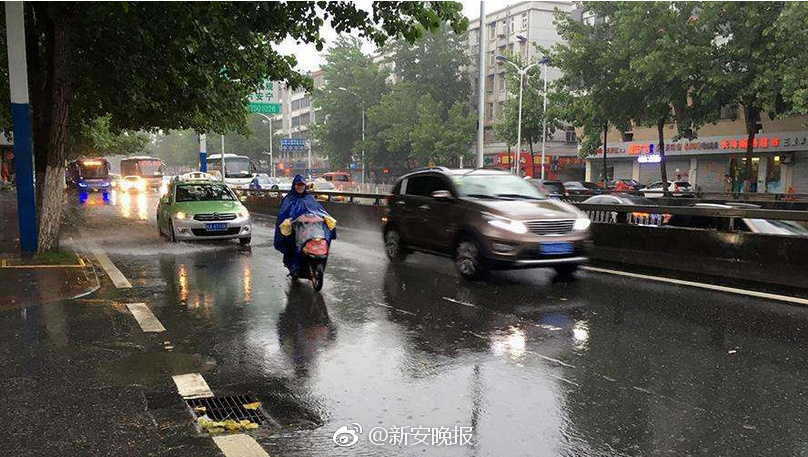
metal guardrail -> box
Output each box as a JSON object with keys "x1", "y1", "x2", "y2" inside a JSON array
[{"x1": 243, "y1": 188, "x2": 808, "y2": 222}]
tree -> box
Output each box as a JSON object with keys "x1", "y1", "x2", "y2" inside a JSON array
[
  {"x1": 700, "y1": 2, "x2": 792, "y2": 192},
  {"x1": 551, "y1": 3, "x2": 636, "y2": 183},
  {"x1": 70, "y1": 115, "x2": 149, "y2": 159},
  {"x1": 366, "y1": 24, "x2": 476, "y2": 170},
  {"x1": 615, "y1": 2, "x2": 717, "y2": 196},
  {"x1": 312, "y1": 36, "x2": 388, "y2": 169},
  {"x1": 7, "y1": 2, "x2": 467, "y2": 252},
  {"x1": 776, "y1": 3, "x2": 808, "y2": 117}
]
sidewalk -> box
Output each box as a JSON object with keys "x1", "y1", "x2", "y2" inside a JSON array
[{"x1": 0, "y1": 191, "x2": 100, "y2": 308}]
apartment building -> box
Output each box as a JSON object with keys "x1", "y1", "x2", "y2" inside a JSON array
[
  {"x1": 466, "y1": 1, "x2": 584, "y2": 180},
  {"x1": 269, "y1": 70, "x2": 330, "y2": 176}
]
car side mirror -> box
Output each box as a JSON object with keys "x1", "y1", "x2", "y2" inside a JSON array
[
  {"x1": 431, "y1": 190, "x2": 455, "y2": 202},
  {"x1": 160, "y1": 197, "x2": 169, "y2": 204}
]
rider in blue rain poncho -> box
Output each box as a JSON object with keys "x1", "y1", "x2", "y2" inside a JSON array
[{"x1": 274, "y1": 175, "x2": 336, "y2": 275}]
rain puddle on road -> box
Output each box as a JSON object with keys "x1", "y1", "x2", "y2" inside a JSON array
[{"x1": 104, "y1": 350, "x2": 216, "y2": 385}]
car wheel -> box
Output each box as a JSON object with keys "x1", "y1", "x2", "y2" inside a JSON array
[
  {"x1": 553, "y1": 264, "x2": 579, "y2": 276},
  {"x1": 271, "y1": 185, "x2": 279, "y2": 190},
  {"x1": 168, "y1": 220, "x2": 177, "y2": 243},
  {"x1": 455, "y1": 239, "x2": 486, "y2": 280},
  {"x1": 239, "y1": 237, "x2": 251, "y2": 246},
  {"x1": 384, "y1": 227, "x2": 408, "y2": 262}
]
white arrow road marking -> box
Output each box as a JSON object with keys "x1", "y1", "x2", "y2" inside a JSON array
[
  {"x1": 126, "y1": 303, "x2": 166, "y2": 332},
  {"x1": 213, "y1": 434, "x2": 270, "y2": 457},
  {"x1": 172, "y1": 373, "x2": 214, "y2": 399}
]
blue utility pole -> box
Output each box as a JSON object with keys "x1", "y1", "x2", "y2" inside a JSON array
[
  {"x1": 199, "y1": 133, "x2": 207, "y2": 172},
  {"x1": 5, "y1": 2, "x2": 36, "y2": 253}
]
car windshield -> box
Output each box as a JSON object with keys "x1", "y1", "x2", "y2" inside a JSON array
[
  {"x1": 452, "y1": 174, "x2": 546, "y2": 200},
  {"x1": 540, "y1": 181, "x2": 565, "y2": 193},
  {"x1": 174, "y1": 184, "x2": 235, "y2": 202},
  {"x1": 620, "y1": 196, "x2": 658, "y2": 205},
  {"x1": 747, "y1": 219, "x2": 808, "y2": 236}
]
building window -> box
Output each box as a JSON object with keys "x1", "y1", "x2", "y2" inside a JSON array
[
  {"x1": 510, "y1": 16, "x2": 515, "y2": 34},
  {"x1": 498, "y1": 73, "x2": 506, "y2": 92},
  {"x1": 486, "y1": 75, "x2": 494, "y2": 92},
  {"x1": 521, "y1": 13, "x2": 528, "y2": 30},
  {"x1": 497, "y1": 101, "x2": 504, "y2": 118},
  {"x1": 292, "y1": 115, "x2": 301, "y2": 128},
  {"x1": 291, "y1": 99, "x2": 301, "y2": 111},
  {"x1": 484, "y1": 127, "x2": 494, "y2": 141},
  {"x1": 489, "y1": 52, "x2": 496, "y2": 67},
  {"x1": 489, "y1": 23, "x2": 496, "y2": 39},
  {"x1": 487, "y1": 103, "x2": 494, "y2": 120},
  {"x1": 565, "y1": 128, "x2": 578, "y2": 144},
  {"x1": 621, "y1": 131, "x2": 634, "y2": 141}
]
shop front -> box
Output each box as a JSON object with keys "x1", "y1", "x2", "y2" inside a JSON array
[
  {"x1": 484, "y1": 151, "x2": 586, "y2": 181},
  {"x1": 585, "y1": 131, "x2": 808, "y2": 193}
]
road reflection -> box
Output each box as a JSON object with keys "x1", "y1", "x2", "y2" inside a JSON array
[{"x1": 277, "y1": 281, "x2": 336, "y2": 377}]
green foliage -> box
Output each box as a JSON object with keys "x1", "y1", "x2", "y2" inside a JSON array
[
  {"x1": 494, "y1": 53, "x2": 562, "y2": 152},
  {"x1": 69, "y1": 115, "x2": 149, "y2": 159},
  {"x1": 776, "y1": 3, "x2": 808, "y2": 116},
  {"x1": 313, "y1": 36, "x2": 389, "y2": 169},
  {"x1": 551, "y1": 2, "x2": 636, "y2": 156}
]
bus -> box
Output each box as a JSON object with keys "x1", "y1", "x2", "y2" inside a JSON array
[
  {"x1": 66, "y1": 157, "x2": 112, "y2": 192},
  {"x1": 206, "y1": 153, "x2": 257, "y2": 189},
  {"x1": 120, "y1": 156, "x2": 166, "y2": 188}
]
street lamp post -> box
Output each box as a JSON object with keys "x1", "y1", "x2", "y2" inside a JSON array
[
  {"x1": 257, "y1": 113, "x2": 275, "y2": 177},
  {"x1": 338, "y1": 87, "x2": 365, "y2": 186},
  {"x1": 497, "y1": 55, "x2": 538, "y2": 176},
  {"x1": 538, "y1": 56, "x2": 550, "y2": 180}
]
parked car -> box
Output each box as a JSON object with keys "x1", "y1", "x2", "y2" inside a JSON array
[
  {"x1": 527, "y1": 179, "x2": 567, "y2": 198},
  {"x1": 582, "y1": 194, "x2": 670, "y2": 225},
  {"x1": 249, "y1": 173, "x2": 281, "y2": 190},
  {"x1": 308, "y1": 179, "x2": 345, "y2": 202},
  {"x1": 606, "y1": 179, "x2": 643, "y2": 192},
  {"x1": 666, "y1": 203, "x2": 808, "y2": 236},
  {"x1": 321, "y1": 171, "x2": 354, "y2": 191},
  {"x1": 564, "y1": 181, "x2": 604, "y2": 196},
  {"x1": 120, "y1": 175, "x2": 146, "y2": 192},
  {"x1": 639, "y1": 180, "x2": 693, "y2": 197},
  {"x1": 382, "y1": 168, "x2": 591, "y2": 279},
  {"x1": 156, "y1": 178, "x2": 251, "y2": 245}
]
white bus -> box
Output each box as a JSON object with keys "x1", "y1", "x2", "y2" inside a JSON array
[
  {"x1": 206, "y1": 153, "x2": 257, "y2": 189},
  {"x1": 120, "y1": 156, "x2": 166, "y2": 188}
]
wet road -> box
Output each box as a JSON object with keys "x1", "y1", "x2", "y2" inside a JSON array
[{"x1": 4, "y1": 190, "x2": 808, "y2": 457}]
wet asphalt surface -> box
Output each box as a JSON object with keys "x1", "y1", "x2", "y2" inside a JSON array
[{"x1": 3, "y1": 190, "x2": 808, "y2": 456}]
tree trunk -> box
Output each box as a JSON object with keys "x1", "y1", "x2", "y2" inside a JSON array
[
  {"x1": 658, "y1": 116, "x2": 670, "y2": 198},
  {"x1": 743, "y1": 105, "x2": 759, "y2": 193},
  {"x1": 602, "y1": 123, "x2": 608, "y2": 183},
  {"x1": 528, "y1": 140, "x2": 534, "y2": 178},
  {"x1": 26, "y1": 3, "x2": 52, "y2": 207},
  {"x1": 37, "y1": 4, "x2": 75, "y2": 253}
]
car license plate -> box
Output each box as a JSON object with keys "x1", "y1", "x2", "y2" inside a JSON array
[
  {"x1": 540, "y1": 242, "x2": 573, "y2": 255},
  {"x1": 205, "y1": 222, "x2": 229, "y2": 231}
]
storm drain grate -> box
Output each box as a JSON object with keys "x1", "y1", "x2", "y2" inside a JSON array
[{"x1": 186, "y1": 394, "x2": 269, "y2": 424}]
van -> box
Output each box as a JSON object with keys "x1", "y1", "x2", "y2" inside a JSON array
[{"x1": 321, "y1": 171, "x2": 353, "y2": 191}]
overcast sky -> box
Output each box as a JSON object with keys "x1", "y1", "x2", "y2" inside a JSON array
[{"x1": 277, "y1": 1, "x2": 518, "y2": 73}]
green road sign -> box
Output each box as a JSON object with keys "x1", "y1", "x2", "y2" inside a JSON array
[
  {"x1": 249, "y1": 102, "x2": 281, "y2": 114},
  {"x1": 248, "y1": 79, "x2": 280, "y2": 114}
]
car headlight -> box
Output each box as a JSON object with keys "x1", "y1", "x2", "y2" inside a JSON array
[
  {"x1": 482, "y1": 212, "x2": 528, "y2": 234},
  {"x1": 573, "y1": 218, "x2": 591, "y2": 231},
  {"x1": 175, "y1": 211, "x2": 189, "y2": 220}
]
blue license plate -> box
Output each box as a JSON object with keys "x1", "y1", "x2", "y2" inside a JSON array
[
  {"x1": 540, "y1": 242, "x2": 574, "y2": 255},
  {"x1": 205, "y1": 222, "x2": 229, "y2": 231}
]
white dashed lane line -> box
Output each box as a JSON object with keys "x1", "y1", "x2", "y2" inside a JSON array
[
  {"x1": 125, "y1": 303, "x2": 166, "y2": 333},
  {"x1": 172, "y1": 373, "x2": 214, "y2": 399},
  {"x1": 87, "y1": 242, "x2": 132, "y2": 289}
]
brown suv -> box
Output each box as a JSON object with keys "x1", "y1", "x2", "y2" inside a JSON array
[{"x1": 383, "y1": 168, "x2": 592, "y2": 279}]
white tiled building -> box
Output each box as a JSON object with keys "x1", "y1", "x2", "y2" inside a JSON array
[
  {"x1": 466, "y1": 1, "x2": 585, "y2": 180},
  {"x1": 269, "y1": 70, "x2": 329, "y2": 176}
]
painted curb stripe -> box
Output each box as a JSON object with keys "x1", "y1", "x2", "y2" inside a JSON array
[
  {"x1": 213, "y1": 434, "x2": 270, "y2": 457},
  {"x1": 126, "y1": 303, "x2": 166, "y2": 332},
  {"x1": 172, "y1": 373, "x2": 214, "y2": 399}
]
